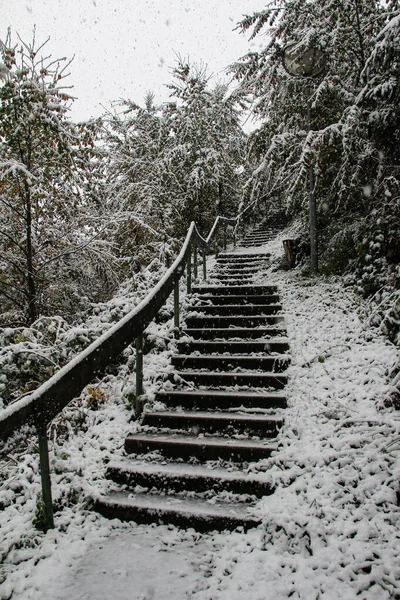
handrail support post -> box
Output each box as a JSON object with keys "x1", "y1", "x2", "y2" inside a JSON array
[
  {"x1": 135, "y1": 332, "x2": 144, "y2": 416},
  {"x1": 37, "y1": 422, "x2": 55, "y2": 531},
  {"x1": 187, "y1": 247, "x2": 192, "y2": 294},
  {"x1": 203, "y1": 250, "x2": 207, "y2": 281},
  {"x1": 174, "y1": 278, "x2": 180, "y2": 332},
  {"x1": 193, "y1": 246, "x2": 198, "y2": 280}
]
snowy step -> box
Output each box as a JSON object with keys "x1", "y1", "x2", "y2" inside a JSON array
[
  {"x1": 94, "y1": 491, "x2": 261, "y2": 532},
  {"x1": 189, "y1": 303, "x2": 283, "y2": 316},
  {"x1": 215, "y1": 264, "x2": 265, "y2": 272},
  {"x1": 193, "y1": 294, "x2": 281, "y2": 305},
  {"x1": 157, "y1": 389, "x2": 288, "y2": 410},
  {"x1": 240, "y1": 240, "x2": 271, "y2": 244},
  {"x1": 215, "y1": 271, "x2": 255, "y2": 277},
  {"x1": 106, "y1": 461, "x2": 274, "y2": 497},
  {"x1": 185, "y1": 315, "x2": 285, "y2": 328},
  {"x1": 192, "y1": 285, "x2": 278, "y2": 295},
  {"x1": 142, "y1": 410, "x2": 284, "y2": 437},
  {"x1": 215, "y1": 268, "x2": 260, "y2": 275},
  {"x1": 175, "y1": 370, "x2": 288, "y2": 388},
  {"x1": 241, "y1": 235, "x2": 274, "y2": 240},
  {"x1": 213, "y1": 272, "x2": 261, "y2": 280},
  {"x1": 218, "y1": 252, "x2": 270, "y2": 259},
  {"x1": 214, "y1": 275, "x2": 255, "y2": 282},
  {"x1": 171, "y1": 354, "x2": 290, "y2": 372},
  {"x1": 177, "y1": 340, "x2": 290, "y2": 354},
  {"x1": 216, "y1": 258, "x2": 268, "y2": 265},
  {"x1": 125, "y1": 433, "x2": 277, "y2": 462},
  {"x1": 183, "y1": 326, "x2": 286, "y2": 339}
]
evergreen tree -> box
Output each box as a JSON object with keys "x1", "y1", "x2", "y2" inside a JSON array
[{"x1": 231, "y1": 1, "x2": 400, "y2": 340}]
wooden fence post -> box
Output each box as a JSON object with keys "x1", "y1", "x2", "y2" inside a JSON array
[{"x1": 203, "y1": 251, "x2": 207, "y2": 281}]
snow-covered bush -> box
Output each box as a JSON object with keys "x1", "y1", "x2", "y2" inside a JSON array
[{"x1": 0, "y1": 260, "x2": 170, "y2": 409}]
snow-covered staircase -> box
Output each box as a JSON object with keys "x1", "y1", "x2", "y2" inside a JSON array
[
  {"x1": 240, "y1": 213, "x2": 291, "y2": 247},
  {"x1": 95, "y1": 250, "x2": 290, "y2": 531}
]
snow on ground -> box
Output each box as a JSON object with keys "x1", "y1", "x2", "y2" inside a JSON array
[{"x1": 1, "y1": 236, "x2": 399, "y2": 600}]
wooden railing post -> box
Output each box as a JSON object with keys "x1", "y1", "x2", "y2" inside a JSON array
[
  {"x1": 215, "y1": 235, "x2": 219, "y2": 259},
  {"x1": 135, "y1": 332, "x2": 144, "y2": 416},
  {"x1": 174, "y1": 277, "x2": 180, "y2": 330},
  {"x1": 203, "y1": 250, "x2": 207, "y2": 281},
  {"x1": 187, "y1": 246, "x2": 192, "y2": 293},
  {"x1": 233, "y1": 229, "x2": 237, "y2": 249},
  {"x1": 223, "y1": 228, "x2": 227, "y2": 251},
  {"x1": 37, "y1": 422, "x2": 55, "y2": 531},
  {"x1": 193, "y1": 246, "x2": 198, "y2": 280}
]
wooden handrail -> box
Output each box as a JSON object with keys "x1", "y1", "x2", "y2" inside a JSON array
[{"x1": 0, "y1": 214, "x2": 240, "y2": 530}]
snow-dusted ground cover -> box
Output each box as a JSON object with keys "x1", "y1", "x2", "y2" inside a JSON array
[{"x1": 1, "y1": 236, "x2": 399, "y2": 599}]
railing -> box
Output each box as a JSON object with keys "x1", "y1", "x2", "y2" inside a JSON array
[{"x1": 0, "y1": 212, "x2": 243, "y2": 531}]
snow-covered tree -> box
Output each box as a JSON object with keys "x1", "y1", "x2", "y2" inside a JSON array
[
  {"x1": 232, "y1": 1, "x2": 400, "y2": 340},
  {"x1": 106, "y1": 59, "x2": 247, "y2": 261},
  {"x1": 163, "y1": 60, "x2": 246, "y2": 235},
  {"x1": 232, "y1": 0, "x2": 391, "y2": 217},
  {"x1": 0, "y1": 31, "x2": 117, "y2": 325}
]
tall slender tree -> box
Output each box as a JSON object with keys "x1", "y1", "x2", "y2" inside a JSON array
[{"x1": 0, "y1": 31, "x2": 116, "y2": 325}]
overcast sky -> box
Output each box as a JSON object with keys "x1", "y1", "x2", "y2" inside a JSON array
[{"x1": 2, "y1": 0, "x2": 264, "y2": 121}]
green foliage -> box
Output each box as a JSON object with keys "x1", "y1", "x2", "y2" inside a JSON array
[{"x1": 32, "y1": 493, "x2": 46, "y2": 532}]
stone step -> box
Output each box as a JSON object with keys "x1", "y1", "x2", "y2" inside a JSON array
[
  {"x1": 185, "y1": 315, "x2": 285, "y2": 329},
  {"x1": 193, "y1": 294, "x2": 280, "y2": 305},
  {"x1": 175, "y1": 370, "x2": 288, "y2": 389},
  {"x1": 192, "y1": 285, "x2": 278, "y2": 295},
  {"x1": 177, "y1": 340, "x2": 290, "y2": 354},
  {"x1": 157, "y1": 389, "x2": 287, "y2": 409},
  {"x1": 171, "y1": 354, "x2": 290, "y2": 372},
  {"x1": 125, "y1": 432, "x2": 277, "y2": 462},
  {"x1": 142, "y1": 410, "x2": 284, "y2": 436},
  {"x1": 94, "y1": 492, "x2": 261, "y2": 532},
  {"x1": 188, "y1": 303, "x2": 283, "y2": 316},
  {"x1": 106, "y1": 461, "x2": 274, "y2": 497},
  {"x1": 183, "y1": 327, "x2": 286, "y2": 339}
]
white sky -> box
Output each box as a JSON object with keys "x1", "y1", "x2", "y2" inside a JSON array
[{"x1": 2, "y1": 0, "x2": 265, "y2": 122}]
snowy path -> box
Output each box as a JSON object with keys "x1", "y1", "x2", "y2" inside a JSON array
[
  {"x1": 1, "y1": 238, "x2": 399, "y2": 600},
  {"x1": 38, "y1": 525, "x2": 219, "y2": 600}
]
